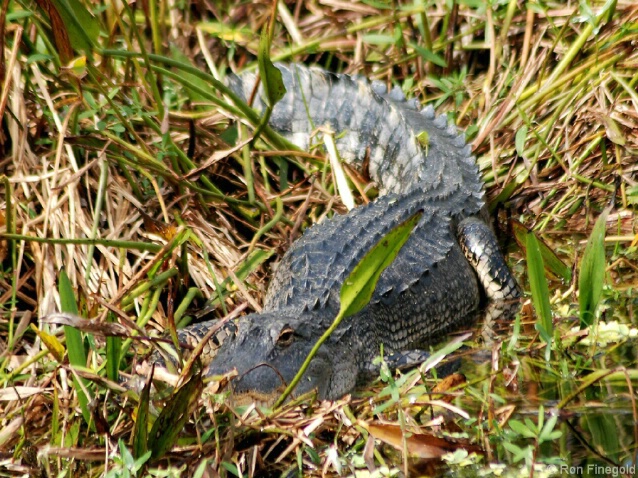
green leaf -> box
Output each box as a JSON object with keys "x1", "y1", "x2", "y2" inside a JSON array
[
  {"x1": 539, "y1": 415, "x2": 560, "y2": 443},
  {"x1": 149, "y1": 369, "x2": 203, "y2": 460},
  {"x1": 601, "y1": 114, "x2": 626, "y2": 145},
  {"x1": 515, "y1": 125, "x2": 528, "y2": 157},
  {"x1": 340, "y1": 211, "x2": 423, "y2": 318},
  {"x1": 508, "y1": 419, "x2": 537, "y2": 439},
  {"x1": 132, "y1": 369, "x2": 152, "y2": 459},
  {"x1": 362, "y1": 33, "x2": 396, "y2": 46},
  {"x1": 58, "y1": 270, "x2": 92, "y2": 428},
  {"x1": 502, "y1": 442, "x2": 533, "y2": 463},
  {"x1": 512, "y1": 221, "x2": 571, "y2": 282},
  {"x1": 170, "y1": 46, "x2": 211, "y2": 106},
  {"x1": 525, "y1": 417, "x2": 538, "y2": 433},
  {"x1": 106, "y1": 312, "x2": 120, "y2": 381},
  {"x1": 274, "y1": 211, "x2": 423, "y2": 407},
  {"x1": 579, "y1": 208, "x2": 609, "y2": 327},
  {"x1": 50, "y1": 0, "x2": 100, "y2": 52},
  {"x1": 258, "y1": 25, "x2": 285, "y2": 108},
  {"x1": 526, "y1": 232, "x2": 553, "y2": 344},
  {"x1": 409, "y1": 42, "x2": 447, "y2": 68},
  {"x1": 59, "y1": 271, "x2": 83, "y2": 362}
]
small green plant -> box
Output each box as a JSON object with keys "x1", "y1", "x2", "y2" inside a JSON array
[
  {"x1": 503, "y1": 406, "x2": 564, "y2": 469},
  {"x1": 105, "y1": 440, "x2": 152, "y2": 478}
]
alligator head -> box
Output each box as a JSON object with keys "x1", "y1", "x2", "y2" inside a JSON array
[{"x1": 206, "y1": 307, "x2": 358, "y2": 402}]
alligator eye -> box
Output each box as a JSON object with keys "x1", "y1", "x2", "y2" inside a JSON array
[{"x1": 276, "y1": 327, "x2": 295, "y2": 347}]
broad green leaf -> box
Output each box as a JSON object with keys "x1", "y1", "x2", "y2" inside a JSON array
[
  {"x1": 601, "y1": 114, "x2": 625, "y2": 146},
  {"x1": 362, "y1": 33, "x2": 396, "y2": 46},
  {"x1": 149, "y1": 370, "x2": 203, "y2": 460},
  {"x1": 133, "y1": 368, "x2": 152, "y2": 459},
  {"x1": 58, "y1": 270, "x2": 92, "y2": 428},
  {"x1": 59, "y1": 270, "x2": 85, "y2": 366},
  {"x1": 502, "y1": 442, "x2": 533, "y2": 463},
  {"x1": 274, "y1": 211, "x2": 422, "y2": 407},
  {"x1": 579, "y1": 208, "x2": 609, "y2": 327},
  {"x1": 193, "y1": 460, "x2": 210, "y2": 478},
  {"x1": 513, "y1": 221, "x2": 571, "y2": 282},
  {"x1": 26, "y1": 53, "x2": 54, "y2": 64},
  {"x1": 258, "y1": 25, "x2": 285, "y2": 108},
  {"x1": 7, "y1": 10, "x2": 33, "y2": 21},
  {"x1": 526, "y1": 232, "x2": 553, "y2": 344},
  {"x1": 170, "y1": 46, "x2": 210, "y2": 106},
  {"x1": 539, "y1": 415, "x2": 561, "y2": 443},
  {"x1": 340, "y1": 211, "x2": 423, "y2": 318},
  {"x1": 50, "y1": 0, "x2": 100, "y2": 52}
]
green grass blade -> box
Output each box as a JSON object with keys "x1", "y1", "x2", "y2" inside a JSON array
[
  {"x1": 105, "y1": 312, "x2": 121, "y2": 381},
  {"x1": 525, "y1": 232, "x2": 553, "y2": 344},
  {"x1": 59, "y1": 270, "x2": 85, "y2": 366},
  {"x1": 579, "y1": 208, "x2": 609, "y2": 327},
  {"x1": 58, "y1": 270, "x2": 92, "y2": 427}
]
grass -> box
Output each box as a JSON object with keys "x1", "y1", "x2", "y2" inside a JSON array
[{"x1": 1, "y1": 0, "x2": 638, "y2": 476}]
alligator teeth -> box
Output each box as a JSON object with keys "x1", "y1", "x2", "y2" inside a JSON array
[
  {"x1": 420, "y1": 104, "x2": 436, "y2": 119},
  {"x1": 371, "y1": 80, "x2": 387, "y2": 96}
]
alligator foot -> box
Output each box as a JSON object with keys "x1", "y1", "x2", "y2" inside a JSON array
[{"x1": 457, "y1": 217, "x2": 521, "y2": 301}]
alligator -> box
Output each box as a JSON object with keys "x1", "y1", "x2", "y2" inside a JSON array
[{"x1": 158, "y1": 63, "x2": 520, "y2": 401}]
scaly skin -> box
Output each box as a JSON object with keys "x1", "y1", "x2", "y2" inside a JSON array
[{"x1": 159, "y1": 64, "x2": 520, "y2": 400}]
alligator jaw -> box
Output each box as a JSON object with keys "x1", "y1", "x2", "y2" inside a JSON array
[{"x1": 205, "y1": 309, "x2": 348, "y2": 400}]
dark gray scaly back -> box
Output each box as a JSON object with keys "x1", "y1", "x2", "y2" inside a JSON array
[
  {"x1": 226, "y1": 63, "x2": 487, "y2": 318},
  {"x1": 228, "y1": 64, "x2": 485, "y2": 216}
]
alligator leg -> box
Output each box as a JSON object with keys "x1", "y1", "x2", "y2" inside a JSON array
[{"x1": 457, "y1": 217, "x2": 520, "y2": 301}]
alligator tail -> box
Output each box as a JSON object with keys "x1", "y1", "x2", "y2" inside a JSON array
[{"x1": 227, "y1": 63, "x2": 484, "y2": 217}]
